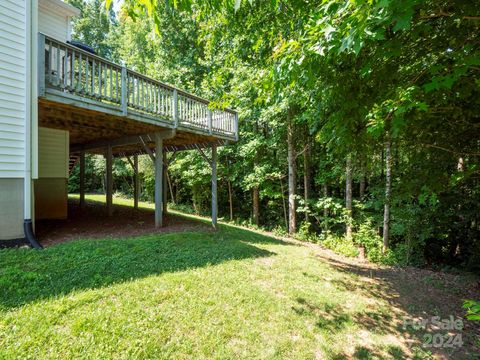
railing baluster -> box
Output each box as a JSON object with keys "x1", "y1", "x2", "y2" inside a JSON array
[
  {"x1": 141, "y1": 79, "x2": 145, "y2": 110},
  {"x1": 97, "y1": 61, "x2": 102, "y2": 98},
  {"x1": 55, "y1": 45, "x2": 60, "y2": 86},
  {"x1": 149, "y1": 82, "x2": 153, "y2": 112},
  {"x1": 115, "y1": 70, "x2": 118, "y2": 104},
  {"x1": 103, "y1": 64, "x2": 107, "y2": 98},
  {"x1": 91, "y1": 59, "x2": 95, "y2": 94},
  {"x1": 85, "y1": 56, "x2": 89, "y2": 95},
  {"x1": 101, "y1": 63, "x2": 105, "y2": 98},
  {"x1": 47, "y1": 40, "x2": 52, "y2": 84},
  {"x1": 109, "y1": 66, "x2": 113, "y2": 101},
  {"x1": 121, "y1": 65, "x2": 127, "y2": 115},
  {"x1": 76, "y1": 53, "x2": 79, "y2": 93},
  {"x1": 235, "y1": 113, "x2": 238, "y2": 139},
  {"x1": 62, "y1": 46, "x2": 68, "y2": 89},
  {"x1": 162, "y1": 88, "x2": 165, "y2": 114},
  {"x1": 138, "y1": 78, "x2": 141, "y2": 109},
  {"x1": 136, "y1": 76, "x2": 140, "y2": 108},
  {"x1": 139, "y1": 78, "x2": 143, "y2": 109},
  {"x1": 208, "y1": 109, "x2": 212, "y2": 134},
  {"x1": 153, "y1": 84, "x2": 156, "y2": 113},
  {"x1": 152, "y1": 83, "x2": 156, "y2": 113},
  {"x1": 146, "y1": 81, "x2": 149, "y2": 110},
  {"x1": 70, "y1": 49, "x2": 75, "y2": 90},
  {"x1": 77, "y1": 53, "x2": 82, "y2": 93},
  {"x1": 173, "y1": 89, "x2": 178, "y2": 125},
  {"x1": 146, "y1": 81, "x2": 150, "y2": 111},
  {"x1": 129, "y1": 74, "x2": 133, "y2": 106}
]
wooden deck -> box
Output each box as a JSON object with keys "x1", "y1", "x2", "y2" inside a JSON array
[
  {"x1": 38, "y1": 34, "x2": 238, "y2": 155},
  {"x1": 39, "y1": 98, "x2": 227, "y2": 156}
]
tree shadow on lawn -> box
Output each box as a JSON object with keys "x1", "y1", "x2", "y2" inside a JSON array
[
  {"x1": 306, "y1": 254, "x2": 480, "y2": 359},
  {"x1": 0, "y1": 226, "x2": 281, "y2": 310},
  {"x1": 293, "y1": 296, "x2": 410, "y2": 359}
]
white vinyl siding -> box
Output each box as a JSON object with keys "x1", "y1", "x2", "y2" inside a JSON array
[
  {"x1": 0, "y1": 0, "x2": 26, "y2": 178},
  {"x1": 38, "y1": 4, "x2": 69, "y2": 41},
  {"x1": 38, "y1": 127, "x2": 69, "y2": 178}
]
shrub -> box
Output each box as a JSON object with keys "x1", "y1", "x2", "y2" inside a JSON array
[
  {"x1": 272, "y1": 225, "x2": 288, "y2": 238},
  {"x1": 321, "y1": 234, "x2": 359, "y2": 258},
  {"x1": 295, "y1": 221, "x2": 316, "y2": 242},
  {"x1": 353, "y1": 220, "x2": 383, "y2": 261}
]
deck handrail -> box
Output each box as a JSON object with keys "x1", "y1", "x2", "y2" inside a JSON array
[{"x1": 38, "y1": 33, "x2": 238, "y2": 139}]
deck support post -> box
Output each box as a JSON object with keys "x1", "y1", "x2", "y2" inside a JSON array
[
  {"x1": 163, "y1": 152, "x2": 168, "y2": 214},
  {"x1": 79, "y1": 151, "x2": 85, "y2": 209},
  {"x1": 211, "y1": 144, "x2": 218, "y2": 229},
  {"x1": 133, "y1": 154, "x2": 139, "y2": 210},
  {"x1": 155, "y1": 134, "x2": 163, "y2": 228},
  {"x1": 106, "y1": 145, "x2": 113, "y2": 216}
]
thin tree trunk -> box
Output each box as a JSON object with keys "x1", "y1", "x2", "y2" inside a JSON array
[
  {"x1": 323, "y1": 184, "x2": 329, "y2": 232},
  {"x1": 359, "y1": 160, "x2": 366, "y2": 199},
  {"x1": 457, "y1": 157, "x2": 464, "y2": 171},
  {"x1": 252, "y1": 118, "x2": 261, "y2": 226},
  {"x1": 228, "y1": 180, "x2": 233, "y2": 221},
  {"x1": 167, "y1": 172, "x2": 175, "y2": 205},
  {"x1": 345, "y1": 154, "x2": 353, "y2": 240},
  {"x1": 303, "y1": 140, "x2": 312, "y2": 222},
  {"x1": 287, "y1": 110, "x2": 296, "y2": 234},
  {"x1": 381, "y1": 150, "x2": 384, "y2": 178},
  {"x1": 383, "y1": 137, "x2": 392, "y2": 253},
  {"x1": 163, "y1": 153, "x2": 168, "y2": 214},
  {"x1": 252, "y1": 186, "x2": 260, "y2": 225},
  {"x1": 280, "y1": 179, "x2": 288, "y2": 230}
]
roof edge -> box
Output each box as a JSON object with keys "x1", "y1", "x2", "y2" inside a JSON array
[{"x1": 39, "y1": 0, "x2": 81, "y2": 17}]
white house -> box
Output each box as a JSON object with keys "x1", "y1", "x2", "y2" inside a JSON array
[{"x1": 0, "y1": 0, "x2": 238, "y2": 247}]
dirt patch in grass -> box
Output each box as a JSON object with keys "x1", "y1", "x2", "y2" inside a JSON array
[{"x1": 36, "y1": 198, "x2": 212, "y2": 247}]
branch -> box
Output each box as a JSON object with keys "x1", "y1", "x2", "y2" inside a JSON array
[
  {"x1": 294, "y1": 145, "x2": 309, "y2": 160},
  {"x1": 421, "y1": 11, "x2": 480, "y2": 21},
  {"x1": 421, "y1": 143, "x2": 480, "y2": 156}
]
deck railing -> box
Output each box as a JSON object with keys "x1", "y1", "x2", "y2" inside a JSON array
[{"x1": 38, "y1": 34, "x2": 238, "y2": 139}]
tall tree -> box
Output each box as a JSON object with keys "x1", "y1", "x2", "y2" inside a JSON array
[
  {"x1": 287, "y1": 108, "x2": 297, "y2": 234},
  {"x1": 345, "y1": 155, "x2": 353, "y2": 240},
  {"x1": 383, "y1": 133, "x2": 392, "y2": 252}
]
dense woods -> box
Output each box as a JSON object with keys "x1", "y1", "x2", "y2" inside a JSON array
[{"x1": 68, "y1": 0, "x2": 480, "y2": 271}]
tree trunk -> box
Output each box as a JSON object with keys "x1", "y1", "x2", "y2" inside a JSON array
[
  {"x1": 323, "y1": 184, "x2": 329, "y2": 232},
  {"x1": 252, "y1": 186, "x2": 260, "y2": 225},
  {"x1": 383, "y1": 137, "x2": 392, "y2": 253},
  {"x1": 167, "y1": 172, "x2": 175, "y2": 205},
  {"x1": 228, "y1": 180, "x2": 233, "y2": 221},
  {"x1": 287, "y1": 110, "x2": 296, "y2": 234},
  {"x1": 252, "y1": 118, "x2": 262, "y2": 226},
  {"x1": 163, "y1": 152, "x2": 168, "y2": 214},
  {"x1": 280, "y1": 179, "x2": 288, "y2": 230},
  {"x1": 359, "y1": 160, "x2": 366, "y2": 199},
  {"x1": 457, "y1": 157, "x2": 464, "y2": 172},
  {"x1": 303, "y1": 140, "x2": 312, "y2": 222},
  {"x1": 345, "y1": 154, "x2": 353, "y2": 240}
]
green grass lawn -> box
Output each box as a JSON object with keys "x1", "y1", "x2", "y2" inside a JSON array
[{"x1": 0, "y1": 195, "x2": 476, "y2": 359}]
